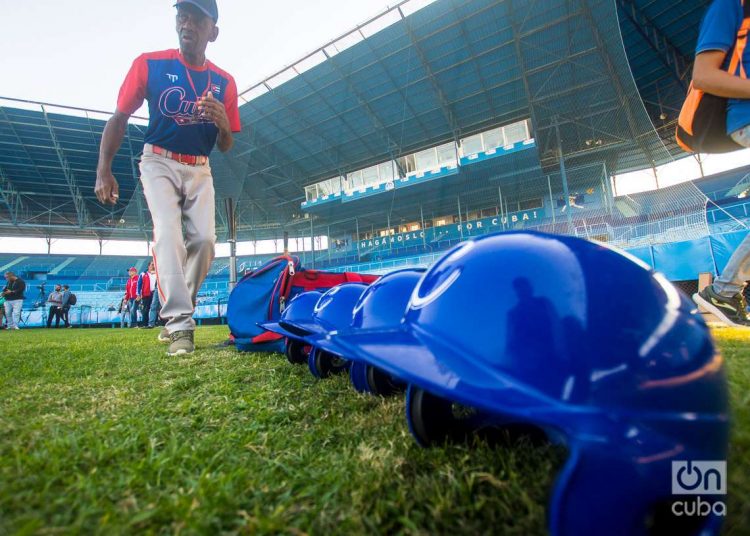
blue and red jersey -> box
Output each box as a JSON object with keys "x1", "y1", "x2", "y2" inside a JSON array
[{"x1": 117, "y1": 49, "x2": 241, "y2": 156}]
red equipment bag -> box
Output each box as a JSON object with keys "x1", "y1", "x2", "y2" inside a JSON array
[{"x1": 227, "y1": 255, "x2": 379, "y2": 353}]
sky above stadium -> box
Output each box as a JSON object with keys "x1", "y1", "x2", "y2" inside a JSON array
[{"x1": 0, "y1": 0, "x2": 405, "y2": 112}]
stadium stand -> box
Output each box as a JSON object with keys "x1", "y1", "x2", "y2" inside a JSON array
[{"x1": 3, "y1": 162, "x2": 749, "y2": 327}]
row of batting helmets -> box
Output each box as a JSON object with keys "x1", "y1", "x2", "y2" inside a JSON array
[{"x1": 259, "y1": 230, "x2": 729, "y2": 536}]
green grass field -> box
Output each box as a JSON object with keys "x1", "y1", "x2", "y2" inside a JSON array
[{"x1": 0, "y1": 325, "x2": 748, "y2": 535}]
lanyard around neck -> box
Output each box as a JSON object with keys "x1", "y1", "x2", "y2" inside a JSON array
[{"x1": 183, "y1": 63, "x2": 212, "y2": 99}]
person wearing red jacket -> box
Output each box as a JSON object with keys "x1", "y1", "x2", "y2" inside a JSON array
[
  {"x1": 137, "y1": 262, "x2": 156, "y2": 328},
  {"x1": 125, "y1": 267, "x2": 139, "y2": 329}
]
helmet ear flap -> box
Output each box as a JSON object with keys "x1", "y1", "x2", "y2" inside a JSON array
[
  {"x1": 549, "y1": 446, "x2": 662, "y2": 536},
  {"x1": 549, "y1": 445, "x2": 723, "y2": 536}
]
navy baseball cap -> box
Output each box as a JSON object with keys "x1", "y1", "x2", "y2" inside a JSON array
[{"x1": 175, "y1": 0, "x2": 218, "y2": 22}]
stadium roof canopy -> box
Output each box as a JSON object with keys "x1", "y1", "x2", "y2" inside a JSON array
[
  {"x1": 0, "y1": 101, "x2": 149, "y2": 240},
  {"x1": 0, "y1": 0, "x2": 711, "y2": 241}
]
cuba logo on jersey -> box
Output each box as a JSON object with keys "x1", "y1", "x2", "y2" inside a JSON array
[{"x1": 158, "y1": 87, "x2": 213, "y2": 126}]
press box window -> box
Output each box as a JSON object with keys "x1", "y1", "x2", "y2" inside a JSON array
[
  {"x1": 518, "y1": 198, "x2": 543, "y2": 211},
  {"x1": 461, "y1": 134, "x2": 483, "y2": 156}
]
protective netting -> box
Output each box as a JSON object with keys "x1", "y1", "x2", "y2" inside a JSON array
[
  {"x1": 607, "y1": 182, "x2": 710, "y2": 248},
  {"x1": 298, "y1": 0, "x2": 719, "y2": 267},
  {"x1": 509, "y1": 166, "x2": 712, "y2": 248}
]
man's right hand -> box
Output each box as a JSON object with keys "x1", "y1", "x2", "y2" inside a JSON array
[
  {"x1": 95, "y1": 169, "x2": 120, "y2": 205},
  {"x1": 96, "y1": 111, "x2": 129, "y2": 205}
]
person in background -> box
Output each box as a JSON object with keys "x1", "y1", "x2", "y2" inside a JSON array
[
  {"x1": 46, "y1": 284, "x2": 63, "y2": 329},
  {"x1": 0, "y1": 294, "x2": 6, "y2": 329},
  {"x1": 690, "y1": 0, "x2": 750, "y2": 326},
  {"x1": 60, "y1": 284, "x2": 73, "y2": 328},
  {"x1": 149, "y1": 281, "x2": 162, "y2": 328},
  {"x1": 137, "y1": 262, "x2": 156, "y2": 328},
  {"x1": 2, "y1": 272, "x2": 26, "y2": 330},
  {"x1": 144, "y1": 262, "x2": 161, "y2": 328},
  {"x1": 119, "y1": 296, "x2": 131, "y2": 329},
  {"x1": 125, "y1": 267, "x2": 139, "y2": 328}
]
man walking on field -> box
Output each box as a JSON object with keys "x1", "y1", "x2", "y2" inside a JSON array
[{"x1": 95, "y1": 0, "x2": 241, "y2": 355}]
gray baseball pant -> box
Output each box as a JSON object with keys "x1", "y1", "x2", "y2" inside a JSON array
[{"x1": 140, "y1": 144, "x2": 216, "y2": 334}]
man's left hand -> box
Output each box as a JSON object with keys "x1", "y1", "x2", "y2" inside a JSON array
[{"x1": 198, "y1": 92, "x2": 230, "y2": 134}]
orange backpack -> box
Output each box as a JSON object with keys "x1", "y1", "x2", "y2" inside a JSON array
[{"x1": 676, "y1": 0, "x2": 750, "y2": 153}]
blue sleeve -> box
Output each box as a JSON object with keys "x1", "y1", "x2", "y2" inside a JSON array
[
  {"x1": 696, "y1": 0, "x2": 742, "y2": 55},
  {"x1": 137, "y1": 274, "x2": 143, "y2": 295}
]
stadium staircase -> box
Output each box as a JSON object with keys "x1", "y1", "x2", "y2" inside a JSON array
[{"x1": 614, "y1": 197, "x2": 639, "y2": 218}]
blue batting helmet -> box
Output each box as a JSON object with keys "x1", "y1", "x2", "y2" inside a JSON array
[
  {"x1": 316, "y1": 268, "x2": 426, "y2": 355},
  {"x1": 259, "y1": 290, "x2": 323, "y2": 340},
  {"x1": 304, "y1": 283, "x2": 369, "y2": 379},
  {"x1": 327, "y1": 231, "x2": 729, "y2": 535},
  {"x1": 302, "y1": 283, "x2": 369, "y2": 343},
  {"x1": 314, "y1": 268, "x2": 425, "y2": 395}
]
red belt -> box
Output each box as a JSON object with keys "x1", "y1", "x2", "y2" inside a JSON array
[{"x1": 151, "y1": 145, "x2": 208, "y2": 166}]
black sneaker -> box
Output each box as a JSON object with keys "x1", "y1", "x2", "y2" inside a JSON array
[{"x1": 693, "y1": 286, "x2": 750, "y2": 327}]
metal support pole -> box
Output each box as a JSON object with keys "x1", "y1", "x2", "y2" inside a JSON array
[
  {"x1": 599, "y1": 174, "x2": 608, "y2": 213},
  {"x1": 554, "y1": 117, "x2": 574, "y2": 233},
  {"x1": 355, "y1": 218, "x2": 361, "y2": 261},
  {"x1": 498, "y1": 187, "x2": 503, "y2": 220},
  {"x1": 387, "y1": 212, "x2": 392, "y2": 254},
  {"x1": 457, "y1": 196, "x2": 464, "y2": 239},
  {"x1": 547, "y1": 175, "x2": 556, "y2": 225},
  {"x1": 327, "y1": 226, "x2": 331, "y2": 262},
  {"x1": 283, "y1": 231, "x2": 289, "y2": 254},
  {"x1": 602, "y1": 162, "x2": 612, "y2": 211},
  {"x1": 695, "y1": 154, "x2": 705, "y2": 179},
  {"x1": 225, "y1": 199, "x2": 238, "y2": 292},
  {"x1": 498, "y1": 187, "x2": 505, "y2": 231},
  {"x1": 420, "y1": 205, "x2": 427, "y2": 247},
  {"x1": 310, "y1": 216, "x2": 315, "y2": 269}
]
